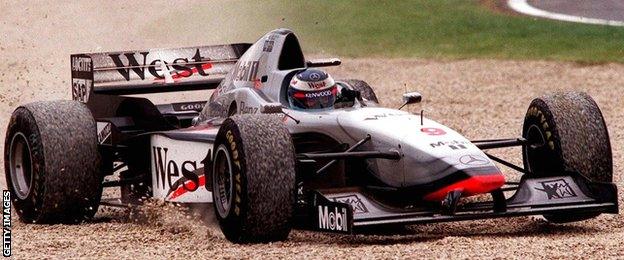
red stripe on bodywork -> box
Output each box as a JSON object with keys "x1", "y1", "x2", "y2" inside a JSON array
[
  {"x1": 168, "y1": 175, "x2": 206, "y2": 200},
  {"x1": 153, "y1": 63, "x2": 213, "y2": 82},
  {"x1": 172, "y1": 63, "x2": 213, "y2": 80},
  {"x1": 424, "y1": 173, "x2": 505, "y2": 201}
]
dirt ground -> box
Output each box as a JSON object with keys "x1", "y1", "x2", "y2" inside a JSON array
[{"x1": 1, "y1": 1, "x2": 623, "y2": 259}]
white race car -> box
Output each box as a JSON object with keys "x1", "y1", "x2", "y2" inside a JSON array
[{"x1": 5, "y1": 29, "x2": 617, "y2": 243}]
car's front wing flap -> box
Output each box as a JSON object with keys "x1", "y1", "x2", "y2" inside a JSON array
[
  {"x1": 300, "y1": 174, "x2": 617, "y2": 232},
  {"x1": 296, "y1": 192, "x2": 355, "y2": 234}
]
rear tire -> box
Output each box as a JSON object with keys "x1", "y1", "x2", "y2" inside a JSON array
[
  {"x1": 522, "y1": 92, "x2": 612, "y2": 223},
  {"x1": 211, "y1": 114, "x2": 296, "y2": 243},
  {"x1": 342, "y1": 79, "x2": 379, "y2": 104},
  {"x1": 4, "y1": 101, "x2": 104, "y2": 223}
]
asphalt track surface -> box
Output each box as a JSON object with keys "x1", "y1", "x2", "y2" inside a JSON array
[
  {"x1": 510, "y1": 0, "x2": 624, "y2": 26},
  {"x1": 529, "y1": 0, "x2": 624, "y2": 22},
  {"x1": 2, "y1": 1, "x2": 624, "y2": 259}
]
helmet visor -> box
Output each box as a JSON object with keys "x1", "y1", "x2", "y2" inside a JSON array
[{"x1": 289, "y1": 85, "x2": 337, "y2": 110}]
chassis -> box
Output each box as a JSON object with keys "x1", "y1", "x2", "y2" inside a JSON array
[{"x1": 4, "y1": 29, "x2": 617, "y2": 243}]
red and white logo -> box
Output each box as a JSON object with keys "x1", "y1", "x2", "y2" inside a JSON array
[{"x1": 421, "y1": 127, "x2": 446, "y2": 136}]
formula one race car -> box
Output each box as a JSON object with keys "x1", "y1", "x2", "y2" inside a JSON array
[{"x1": 5, "y1": 28, "x2": 617, "y2": 243}]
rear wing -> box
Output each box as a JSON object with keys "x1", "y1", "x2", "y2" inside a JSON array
[{"x1": 71, "y1": 43, "x2": 251, "y2": 101}]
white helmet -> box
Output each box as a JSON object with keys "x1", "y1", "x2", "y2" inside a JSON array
[{"x1": 287, "y1": 69, "x2": 337, "y2": 110}]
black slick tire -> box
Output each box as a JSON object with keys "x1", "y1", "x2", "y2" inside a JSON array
[
  {"x1": 4, "y1": 100, "x2": 104, "y2": 223},
  {"x1": 522, "y1": 92, "x2": 612, "y2": 223},
  {"x1": 211, "y1": 114, "x2": 296, "y2": 243}
]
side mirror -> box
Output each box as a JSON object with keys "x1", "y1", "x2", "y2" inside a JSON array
[
  {"x1": 403, "y1": 92, "x2": 422, "y2": 104},
  {"x1": 262, "y1": 102, "x2": 301, "y2": 124},
  {"x1": 399, "y1": 92, "x2": 422, "y2": 110},
  {"x1": 261, "y1": 103, "x2": 283, "y2": 114},
  {"x1": 306, "y1": 58, "x2": 342, "y2": 68}
]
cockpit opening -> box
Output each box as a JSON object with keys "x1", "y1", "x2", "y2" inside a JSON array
[{"x1": 278, "y1": 33, "x2": 305, "y2": 71}]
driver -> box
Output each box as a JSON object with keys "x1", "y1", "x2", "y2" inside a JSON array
[{"x1": 287, "y1": 69, "x2": 337, "y2": 110}]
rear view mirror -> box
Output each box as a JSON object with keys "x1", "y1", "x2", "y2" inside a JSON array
[
  {"x1": 399, "y1": 92, "x2": 422, "y2": 110},
  {"x1": 306, "y1": 58, "x2": 342, "y2": 68},
  {"x1": 403, "y1": 92, "x2": 422, "y2": 104}
]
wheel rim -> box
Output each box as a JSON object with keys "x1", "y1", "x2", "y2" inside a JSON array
[
  {"x1": 524, "y1": 124, "x2": 548, "y2": 174},
  {"x1": 213, "y1": 145, "x2": 233, "y2": 218},
  {"x1": 9, "y1": 132, "x2": 33, "y2": 200}
]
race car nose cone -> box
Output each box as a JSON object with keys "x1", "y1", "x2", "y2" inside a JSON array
[{"x1": 424, "y1": 171, "x2": 505, "y2": 201}]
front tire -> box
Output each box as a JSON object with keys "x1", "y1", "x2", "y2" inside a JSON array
[
  {"x1": 4, "y1": 101, "x2": 104, "y2": 223},
  {"x1": 212, "y1": 114, "x2": 296, "y2": 243},
  {"x1": 522, "y1": 92, "x2": 612, "y2": 223}
]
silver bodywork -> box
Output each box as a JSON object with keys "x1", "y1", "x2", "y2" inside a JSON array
[
  {"x1": 198, "y1": 28, "x2": 498, "y2": 190},
  {"x1": 70, "y1": 28, "x2": 502, "y2": 204},
  {"x1": 67, "y1": 28, "x2": 617, "y2": 232}
]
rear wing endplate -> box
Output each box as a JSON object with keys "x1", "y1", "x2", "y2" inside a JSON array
[{"x1": 71, "y1": 43, "x2": 250, "y2": 101}]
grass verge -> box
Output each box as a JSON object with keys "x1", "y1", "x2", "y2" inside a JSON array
[{"x1": 146, "y1": 0, "x2": 624, "y2": 63}]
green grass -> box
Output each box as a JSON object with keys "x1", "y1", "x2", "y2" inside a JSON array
[{"x1": 148, "y1": 0, "x2": 624, "y2": 62}]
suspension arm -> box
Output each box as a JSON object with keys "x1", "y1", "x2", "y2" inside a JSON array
[
  {"x1": 298, "y1": 150, "x2": 401, "y2": 161},
  {"x1": 472, "y1": 138, "x2": 530, "y2": 149}
]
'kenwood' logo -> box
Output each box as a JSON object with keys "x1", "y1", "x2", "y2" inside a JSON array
[{"x1": 306, "y1": 90, "x2": 332, "y2": 98}]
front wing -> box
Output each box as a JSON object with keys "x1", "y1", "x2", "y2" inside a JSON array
[{"x1": 299, "y1": 174, "x2": 618, "y2": 233}]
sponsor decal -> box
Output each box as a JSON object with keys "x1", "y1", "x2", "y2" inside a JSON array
[
  {"x1": 108, "y1": 49, "x2": 211, "y2": 81},
  {"x1": 262, "y1": 40, "x2": 274, "y2": 52},
  {"x1": 157, "y1": 63, "x2": 213, "y2": 83},
  {"x1": 72, "y1": 78, "x2": 91, "y2": 103},
  {"x1": 71, "y1": 56, "x2": 92, "y2": 72},
  {"x1": 2, "y1": 191, "x2": 10, "y2": 257},
  {"x1": 225, "y1": 130, "x2": 243, "y2": 216},
  {"x1": 232, "y1": 60, "x2": 259, "y2": 82},
  {"x1": 239, "y1": 101, "x2": 258, "y2": 114},
  {"x1": 309, "y1": 72, "x2": 321, "y2": 81},
  {"x1": 332, "y1": 195, "x2": 368, "y2": 214},
  {"x1": 71, "y1": 55, "x2": 93, "y2": 103},
  {"x1": 166, "y1": 150, "x2": 213, "y2": 200},
  {"x1": 216, "y1": 83, "x2": 235, "y2": 96},
  {"x1": 430, "y1": 140, "x2": 468, "y2": 150},
  {"x1": 421, "y1": 127, "x2": 446, "y2": 136},
  {"x1": 296, "y1": 182, "x2": 305, "y2": 204},
  {"x1": 526, "y1": 106, "x2": 555, "y2": 150},
  {"x1": 364, "y1": 113, "x2": 403, "y2": 120},
  {"x1": 459, "y1": 155, "x2": 489, "y2": 166},
  {"x1": 263, "y1": 33, "x2": 278, "y2": 52},
  {"x1": 253, "y1": 78, "x2": 262, "y2": 89},
  {"x1": 305, "y1": 89, "x2": 333, "y2": 98},
  {"x1": 96, "y1": 122, "x2": 112, "y2": 144},
  {"x1": 307, "y1": 81, "x2": 326, "y2": 89},
  {"x1": 172, "y1": 101, "x2": 206, "y2": 112},
  {"x1": 152, "y1": 145, "x2": 212, "y2": 200},
  {"x1": 535, "y1": 179, "x2": 577, "y2": 200},
  {"x1": 153, "y1": 146, "x2": 200, "y2": 193},
  {"x1": 318, "y1": 205, "x2": 348, "y2": 232}
]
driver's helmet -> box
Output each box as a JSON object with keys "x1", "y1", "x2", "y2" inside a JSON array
[{"x1": 287, "y1": 69, "x2": 337, "y2": 110}]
